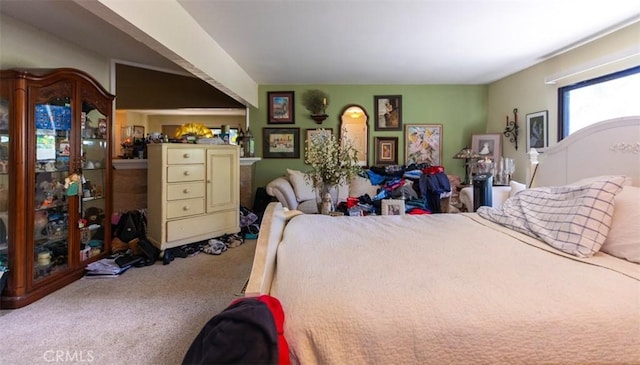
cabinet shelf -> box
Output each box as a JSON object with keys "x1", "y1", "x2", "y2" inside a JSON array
[
  {"x1": 35, "y1": 168, "x2": 70, "y2": 174},
  {"x1": 34, "y1": 237, "x2": 68, "y2": 248},
  {"x1": 82, "y1": 196, "x2": 104, "y2": 202},
  {"x1": 34, "y1": 202, "x2": 69, "y2": 212}
]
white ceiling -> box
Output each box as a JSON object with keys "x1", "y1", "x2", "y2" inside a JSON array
[{"x1": 2, "y1": 0, "x2": 639, "y2": 85}]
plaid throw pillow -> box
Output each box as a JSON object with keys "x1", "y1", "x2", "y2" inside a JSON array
[{"x1": 478, "y1": 176, "x2": 625, "y2": 257}]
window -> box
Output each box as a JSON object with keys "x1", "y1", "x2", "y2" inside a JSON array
[{"x1": 558, "y1": 65, "x2": 640, "y2": 139}]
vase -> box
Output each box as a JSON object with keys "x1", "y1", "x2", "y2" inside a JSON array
[{"x1": 315, "y1": 182, "x2": 337, "y2": 215}]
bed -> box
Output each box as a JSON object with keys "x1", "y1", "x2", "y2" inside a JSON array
[{"x1": 246, "y1": 116, "x2": 640, "y2": 364}]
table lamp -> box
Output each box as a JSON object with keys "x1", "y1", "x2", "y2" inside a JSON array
[{"x1": 453, "y1": 147, "x2": 480, "y2": 185}]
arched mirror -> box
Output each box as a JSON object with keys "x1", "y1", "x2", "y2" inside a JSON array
[{"x1": 340, "y1": 104, "x2": 369, "y2": 166}]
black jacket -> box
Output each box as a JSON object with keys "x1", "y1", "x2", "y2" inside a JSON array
[{"x1": 183, "y1": 298, "x2": 280, "y2": 364}]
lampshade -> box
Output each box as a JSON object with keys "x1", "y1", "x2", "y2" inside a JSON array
[{"x1": 453, "y1": 148, "x2": 480, "y2": 159}]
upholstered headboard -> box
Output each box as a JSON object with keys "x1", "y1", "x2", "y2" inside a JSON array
[{"x1": 533, "y1": 116, "x2": 640, "y2": 187}]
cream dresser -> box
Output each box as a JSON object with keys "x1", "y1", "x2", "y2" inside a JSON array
[{"x1": 146, "y1": 144, "x2": 240, "y2": 250}]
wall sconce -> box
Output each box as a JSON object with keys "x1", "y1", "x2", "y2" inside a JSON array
[
  {"x1": 302, "y1": 90, "x2": 329, "y2": 124},
  {"x1": 503, "y1": 108, "x2": 519, "y2": 150}
]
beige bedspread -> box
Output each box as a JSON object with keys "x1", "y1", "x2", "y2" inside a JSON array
[{"x1": 270, "y1": 213, "x2": 640, "y2": 365}]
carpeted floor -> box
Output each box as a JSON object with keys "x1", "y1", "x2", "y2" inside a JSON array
[{"x1": 0, "y1": 239, "x2": 256, "y2": 365}]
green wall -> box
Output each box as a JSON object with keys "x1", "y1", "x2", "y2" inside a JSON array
[{"x1": 249, "y1": 84, "x2": 488, "y2": 189}]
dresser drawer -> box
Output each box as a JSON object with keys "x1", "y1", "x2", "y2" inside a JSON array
[
  {"x1": 167, "y1": 148, "x2": 205, "y2": 164},
  {"x1": 166, "y1": 210, "x2": 238, "y2": 243},
  {"x1": 167, "y1": 164, "x2": 205, "y2": 182},
  {"x1": 166, "y1": 198, "x2": 205, "y2": 219},
  {"x1": 167, "y1": 182, "x2": 205, "y2": 201}
]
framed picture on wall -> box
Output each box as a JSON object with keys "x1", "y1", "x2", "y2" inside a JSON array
[
  {"x1": 305, "y1": 128, "x2": 333, "y2": 142},
  {"x1": 404, "y1": 124, "x2": 443, "y2": 166},
  {"x1": 267, "y1": 91, "x2": 295, "y2": 124},
  {"x1": 374, "y1": 95, "x2": 402, "y2": 131},
  {"x1": 526, "y1": 110, "x2": 548, "y2": 151},
  {"x1": 263, "y1": 128, "x2": 300, "y2": 158},
  {"x1": 374, "y1": 136, "x2": 398, "y2": 165},
  {"x1": 471, "y1": 133, "x2": 502, "y2": 162},
  {"x1": 305, "y1": 128, "x2": 333, "y2": 163}
]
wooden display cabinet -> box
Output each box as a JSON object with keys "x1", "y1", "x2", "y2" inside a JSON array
[{"x1": 0, "y1": 68, "x2": 114, "y2": 308}]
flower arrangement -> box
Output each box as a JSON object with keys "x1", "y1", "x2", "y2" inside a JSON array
[{"x1": 304, "y1": 129, "x2": 361, "y2": 189}]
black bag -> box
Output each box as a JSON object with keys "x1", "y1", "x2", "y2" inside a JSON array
[
  {"x1": 114, "y1": 210, "x2": 146, "y2": 243},
  {"x1": 137, "y1": 238, "x2": 160, "y2": 266}
]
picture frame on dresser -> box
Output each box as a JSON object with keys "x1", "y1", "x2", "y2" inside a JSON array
[
  {"x1": 381, "y1": 199, "x2": 405, "y2": 216},
  {"x1": 133, "y1": 125, "x2": 145, "y2": 139},
  {"x1": 263, "y1": 128, "x2": 300, "y2": 158}
]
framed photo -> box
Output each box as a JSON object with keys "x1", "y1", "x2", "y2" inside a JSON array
[
  {"x1": 267, "y1": 91, "x2": 295, "y2": 124},
  {"x1": 526, "y1": 110, "x2": 548, "y2": 151},
  {"x1": 374, "y1": 95, "x2": 402, "y2": 131},
  {"x1": 471, "y1": 133, "x2": 502, "y2": 162},
  {"x1": 210, "y1": 127, "x2": 240, "y2": 144},
  {"x1": 404, "y1": 124, "x2": 443, "y2": 166},
  {"x1": 262, "y1": 128, "x2": 300, "y2": 158},
  {"x1": 133, "y1": 125, "x2": 145, "y2": 139},
  {"x1": 381, "y1": 199, "x2": 405, "y2": 216},
  {"x1": 305, "y1": 128, "x2": 333, "y2": 163},
  {"x1": 58, "y1": 140, "x2": 70, "y2": 156},
  {"x1": 374, "y1": 136, "x2": 398, "y2": 165},
  {"x1": 306, "y1": 128, "x2": 333, "y2": 142}
]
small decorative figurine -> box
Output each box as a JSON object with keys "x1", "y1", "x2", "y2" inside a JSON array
[
  {"x1": 320, "y1": 192, "x2": 334, "y2": 215},
  {"x1": 64, "y1": 173, "x2": 81, "y2": 196}
]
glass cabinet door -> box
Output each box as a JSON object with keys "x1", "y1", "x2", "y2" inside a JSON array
[
  {"x1": 0, "y1": 97, "x2": 9, "y2": 278},
  {"x1": 79, "y1": 102, "x2": 108, "y2": 262},
  {"x1": 33, "y1": 97, "x2": 73, "y2": 282}
]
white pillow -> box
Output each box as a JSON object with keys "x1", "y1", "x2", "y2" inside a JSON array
[
  {"x1": 509, "y1": 180, "x2": 526, "y2": 198},
  {"x1": 337, "y1": 182, "x2": 350, "y2": 202},
  {"x1": 286, "y1": 169, "x2": 315, "y2": 202},
  {"x1": 600, "y1": 186, "x2": 640, "y2": 263},
  {"x1": 349, "y1": 175, "x2": 379, "y2": 198},
  {"x1": 570, "y1": 175, "x2": 632, "y2": 187}
]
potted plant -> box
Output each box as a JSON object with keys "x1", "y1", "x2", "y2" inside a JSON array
[{"x1": 301, "y1": 89, "x2": 329, "y2": 123}]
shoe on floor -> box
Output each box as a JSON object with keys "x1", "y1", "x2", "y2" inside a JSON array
[
  {"x1": 201, "y1": 239, "x2": 227, "y2": 255},
  {"x1": 221, "y1": 233, "x2": 244, "y2": 248},
  {"x1": 170, "y1": 247, "x2": 188, "y2": 258}
]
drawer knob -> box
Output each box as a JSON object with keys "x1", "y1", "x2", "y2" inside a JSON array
[
  {"x1": 183, "y1": 188, "x2": 190, "y2": 194},
  {"x1": 183, "y1": 153, "x2": 190, "y2": 158},
  {"x1": 182, "y1": 206, "x2": 189, "y2": 211},
  {"x1": 183, "y1": 170, "x2": 190, "y2": 176}
]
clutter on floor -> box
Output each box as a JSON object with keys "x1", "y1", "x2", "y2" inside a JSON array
[
  {"x1": 104, "y1": 206, "x2": 261, "y2": 268},
  {"x1": 162, "y1": 232, "x2": 246, "y2": 265},
  {"x1": 85, "y1": 258, "x2": 133, "y2": 278}
]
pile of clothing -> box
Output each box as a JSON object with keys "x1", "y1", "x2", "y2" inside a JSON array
[{"x1": 341, "y1": 164, "x2": 451, "y2": 215}]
